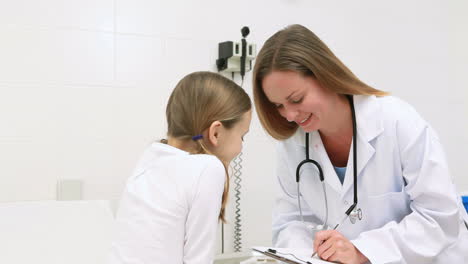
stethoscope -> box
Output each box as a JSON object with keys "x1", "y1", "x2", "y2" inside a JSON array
[{"x1": 296, "y1": 95, "x2": 362, "y2": 231}]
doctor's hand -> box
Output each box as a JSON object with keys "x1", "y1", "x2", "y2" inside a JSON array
[{"x1": 313, "y1": 230, "x2": 368, "y2": 264}]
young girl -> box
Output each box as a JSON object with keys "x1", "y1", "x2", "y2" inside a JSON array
[{"x1": 109, "y1": 71, "x2": 252, "y2": 263}]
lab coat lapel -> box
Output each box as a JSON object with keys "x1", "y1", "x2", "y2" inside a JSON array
[
  {"x1": 293, "y1": 95, "x2": 383, "y2": 197},
  {"x1": 341, "y1": 133, "x2": 376, "y2": 198},
  {"x1": 341, "y1": 95, "x2": 383, "y2": 198}
]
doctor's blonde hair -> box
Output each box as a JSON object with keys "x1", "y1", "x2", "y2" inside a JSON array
[
  {"x1": 165, "y1": 71, "x2": 251, "y2": 222},
  {"x1": 253, "y1": 24, "x2": 389, "y2": 140}
]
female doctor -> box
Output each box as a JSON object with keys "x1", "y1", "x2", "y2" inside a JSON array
[{"x1": 253, "y1": 24, "x2": 468, "y2": 264}]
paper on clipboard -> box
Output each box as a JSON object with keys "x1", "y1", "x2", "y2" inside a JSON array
[{"x1": 252, "y1": 247, "x2": 336, "y2": 264}]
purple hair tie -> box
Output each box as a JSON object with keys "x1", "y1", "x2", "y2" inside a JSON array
[{"x1": 192, "y1": 134, "x2": 203, "y2": 141}]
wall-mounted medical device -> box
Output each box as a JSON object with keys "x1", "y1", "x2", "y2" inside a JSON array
[
  {"x1": 216, "y1": 27, "x2": 256, "y2": 79},
  {"x1": 215, "y1": 27, "x2": 255, "y2": 255}
]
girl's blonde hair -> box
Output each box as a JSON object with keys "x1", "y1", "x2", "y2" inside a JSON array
[
  {"x1": 253, "y1": 24, "x2": 389, "y2": 140},
  {"x1": 165, "y1": 71, "x2": 251, "y2": 222}
]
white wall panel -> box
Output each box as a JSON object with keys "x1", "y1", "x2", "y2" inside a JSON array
[
  {"x1": 0, "y1": 27, "x2": 114, "y2": 85},
  {"x1": 0, "y1": 0, "x2": 114, "y2": 31},
  {"x1": 115, "y1": 35, "x2": 164, "y2": 85}
]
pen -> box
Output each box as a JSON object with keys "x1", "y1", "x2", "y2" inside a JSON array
[{"x1": 310, "y1": 215, "x2": 348, "y2": 258}]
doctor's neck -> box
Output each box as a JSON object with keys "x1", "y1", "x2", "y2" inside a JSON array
[{"x1": 319, "y1": 94, "x2": 353, "y2": 139}]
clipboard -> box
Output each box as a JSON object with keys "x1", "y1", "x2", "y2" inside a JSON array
[
  {"x1": 251, "y1": 247, "x2": 336, "y2": 264},
  {"x1": 252, "y1": 248, "x2": 302, "y2": 264}
]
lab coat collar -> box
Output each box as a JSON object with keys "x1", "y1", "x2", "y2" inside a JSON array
[{"x1": 291, "y1": 95, "x2": 383, "y2": 196}]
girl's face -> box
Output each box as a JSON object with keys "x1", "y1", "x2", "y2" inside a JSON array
[
  {"x1": 262, "y1": 71, "x2": 337, "y2": 133},
  {"x1": 215, "y1": 110, "x2": 252, "y2": 164}
]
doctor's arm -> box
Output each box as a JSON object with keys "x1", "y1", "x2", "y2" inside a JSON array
[
  {"x1": 352, "y1": 119, "x2": 461, "y2": 263},
  {"x1": 273, "y1": 142, "x2": 321, "y2": 248}
]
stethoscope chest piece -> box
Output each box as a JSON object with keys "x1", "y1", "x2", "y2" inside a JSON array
[{"x1": 349, "y1": 207, "x2": 362, "y2": 224}]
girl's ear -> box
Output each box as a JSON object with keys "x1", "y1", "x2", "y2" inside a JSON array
[{"x1": 207, "y1": 121, "x2": 222, "y2": 147}]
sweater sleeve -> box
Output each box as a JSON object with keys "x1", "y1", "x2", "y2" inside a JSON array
[{"x1": 183, "y1": 156, "x2": 225, "y2": 264}]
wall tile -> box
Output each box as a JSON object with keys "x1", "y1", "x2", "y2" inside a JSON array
[
  {"x1": 0, "y1": 0, "x2": 114, "y2": 31},
  {"x1": 0, "y1": 27, "x2": 114, "y2": 85},
  {"x1": 0, "y1": 142, "x2": 57, "y2": 201},
  {"x1": 115, "y1": 35, "x2": 164, "y2": 86},
  {"x1": 116, "y1": 0, "x2": 277, "y2": 40},
  {"x1": 162, "y1": 38, "x2": 217, "y2": 87}
]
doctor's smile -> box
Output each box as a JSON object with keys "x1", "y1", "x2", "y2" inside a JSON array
[{"x1": 298, "y1": 113, "x2": 313, "y2": 126}]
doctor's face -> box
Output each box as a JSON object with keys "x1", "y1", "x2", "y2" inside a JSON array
[{"x1": 262, "y1": 70, "x2": 337, "y2": 132}]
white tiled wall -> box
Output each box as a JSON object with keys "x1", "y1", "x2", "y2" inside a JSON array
[
  {"x1": 0, "y1": 27, "x2": 114, "y2": 85},
  {"x1": 0, "y1": 0, "x2": 467, "y2": 254},
  {"x1": 115, "y1": 35, "x2": 164, "y2": 85},
  {"x1": 0, "y1": 0, "x2": 113, "y2": 31}
]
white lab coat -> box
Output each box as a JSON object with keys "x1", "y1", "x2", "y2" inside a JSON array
[
  {"x1": 109, "y1": 142, "x2": 225, "y2": 264},
  {"x1": 273, "y1": 95, "x2": 468, "y2": 263}
]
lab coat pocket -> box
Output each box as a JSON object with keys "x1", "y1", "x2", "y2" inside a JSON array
[{"x1": 363, "y1": 191, "x2": 411, "y2": 229}]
